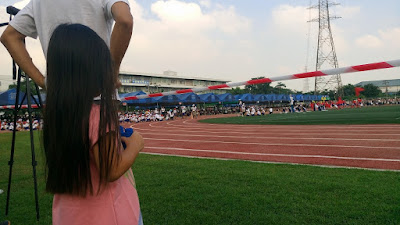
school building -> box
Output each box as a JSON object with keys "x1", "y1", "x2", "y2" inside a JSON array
[
  {"x1": 355, "y1": 79, "x2": 400, "y2": 95},
  {"x1": 118, "y1": 70, "x2": 230, "y2": 94}
]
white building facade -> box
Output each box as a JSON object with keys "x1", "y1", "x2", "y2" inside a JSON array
[
  {"x1": 118, "y1": 71, "x2": 230, "y2": 94},
  {"x1": 356, "y1": 79, "x2": 400, "y2": 95}
]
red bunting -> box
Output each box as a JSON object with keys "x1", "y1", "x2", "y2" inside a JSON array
[{"x1": 355, "y1": 87, "x2": 365, "y2": 97}]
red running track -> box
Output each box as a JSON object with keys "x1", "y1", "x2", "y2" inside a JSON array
[{"x1": 126, "y1": 115, "x2": 400, "y2": 171}]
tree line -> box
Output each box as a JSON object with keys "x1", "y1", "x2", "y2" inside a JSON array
[
  {"x1": 227, "y1": 76, "x2": 399, "y2": 100},
  {"x1": 7, "y1": 77, "x2": 399, "y2": 101}
]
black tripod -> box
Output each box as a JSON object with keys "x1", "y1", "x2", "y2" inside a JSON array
[{"x1": 1, "y1": 6, "x2": 42, "y2": 221}]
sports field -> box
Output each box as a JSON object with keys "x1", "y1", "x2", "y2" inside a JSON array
[
  {"x1": 0, "y1": 106, "x2": 399, "y2": 224},
  {"x1": 200, "y1": 105, "x2": 400, "y2": 125}
]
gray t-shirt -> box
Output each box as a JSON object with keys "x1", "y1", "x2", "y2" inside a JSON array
[{"x1": 9, "y1": 0, "x2": 129, "y2": 58}]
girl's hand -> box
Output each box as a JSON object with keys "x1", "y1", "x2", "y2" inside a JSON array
[
  {"x1": 121, "y1": 131, "x2": 144, "y2": 152},
  {"x1": 93, "y1": 131, "x2": 144, "y2": 182}
]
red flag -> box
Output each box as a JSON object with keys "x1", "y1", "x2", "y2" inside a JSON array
[
  {"x1": 336, "y1": 97, "x2": 343, "y2": 105},
  {"x1": 355, "y1": 87, "x2": 365, "y2": 97}
]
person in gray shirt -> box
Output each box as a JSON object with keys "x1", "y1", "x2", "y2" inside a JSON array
[{"x1": 1, "y1": 0, "x2": 133, "y2": 89}]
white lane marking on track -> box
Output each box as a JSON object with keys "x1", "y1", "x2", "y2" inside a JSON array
[
  {"x1": 131, "y1": 118, "x2": 400, "y2": 130},
  {"x1": 140, "y1": 152, "x2": 400, "y2": 172},
  {"x1": 157, "y1": 125, "x2": 400, "y2": 132},
  {"x1": 168, "y1": 120, "x2": 400, "y2": 128},
  {"x1": 144, "y1": 137, "x2": 400, "y2": 150},
  {"x1": 144, "y1": 146, "x2": 400, "y2": 162},
  {"x1": 133, "y1": 127, "x2": 400, "y2": 136},
  {"x1": 137, "y1": 132, "x2": 400, "y2": 142}
]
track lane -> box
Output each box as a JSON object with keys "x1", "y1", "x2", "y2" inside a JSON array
[{"x1": 123, "y1": 116, "x2": 400, "y2": 171}]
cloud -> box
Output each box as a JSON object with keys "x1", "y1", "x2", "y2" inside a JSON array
[
  {"x1": 199, "y1": 0, "x2": 211, "y2": 8},
  {"x1": 148, "y1": 0, "x2": 250, "y2": 35},
  {"x1": 152, "y1": 0, "x2": 204, "y2": 23},
  {"x1": 211, "y1": 5, "x2": 251, "y2": 34},
  {"x1": 355, "y1": 34, "x2": 385, "y2": 49},
  {"x1": 379, "y1": 27, "x2": 400, "y2": 48},
  {"x1": 271, "y1": 5, "x2": 311, "y2": 33},
  {"x1": 121, "y1": 0, "x2": 254, "y2": 81},
  {"x1": 1, "y1": 0, "x2": 399, "y2": 92},
  {"x1": 335, "y1": 5, "x2": 360, "y2": 19}
]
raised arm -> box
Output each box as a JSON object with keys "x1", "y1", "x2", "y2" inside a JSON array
[
  {"x1": 1, "y1": 25, "x2": 46, "y2": 89},
  {"x1": 110, "y1": 2, "x2": 133, "y2": 84}
]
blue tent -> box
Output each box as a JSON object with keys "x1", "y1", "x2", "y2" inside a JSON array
[
  {"x1": 310, "y1": 95, "x2": 319, "y2": 101},
  {"x1": 303, "y1": 94, "x2": 312, "y2": 101},
  {"x1": 148, "y1": 94, "x2": 180, "y2": 104},
  {"x1": 235, "y1": 93, "x2": 254, "y2": 102},
  {"x1": 198, "y1": 93, "x2": 220, "y2": 103},
  {"x1": 276, "y1": 94, "x2": 289, "y2": 102},
  {"x1": 120, "y1": 91, "x2": 146, "y2": 99},
  {"x1": 295, "y1": 94, "x2": 304, "y2": 101},
  {"x1": 120, "y1": 91, "x2": 147, "y2": 104},
  {"x1": 177, "y1": 93, "x2": 201, "y2": 104},
  {"x1": 0, "y1": 88, "x2": 27, "y2": 106},
  {"x1": 265, "y1": 94, "x2": 277, "y2": 102},
  {"x1": 254, "y1": 94, "x2": 268, "y2": 103},
  {"x1": 31, "y1": 94, "x2": 46, "y2": 104},
  {"x1": 217, "y1": 93, "x2": 235, "y2": 102}
]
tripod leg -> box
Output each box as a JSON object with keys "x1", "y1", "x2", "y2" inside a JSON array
[
  {"x1": 34, "y1": 83, "x2": 43, "y2": 107},
  {"x1": 5, "y1": 67, "x2": 22, "y2": 216},
  {"x1": 26, "y1": 76, "x2": 40, "y2": 221}
]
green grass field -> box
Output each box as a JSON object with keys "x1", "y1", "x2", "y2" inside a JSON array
[
  {"x1": 199, "y1": 105, "x2": 400, "y2": 125},
  {"x1": 0, "y1": 131, "x2": 399, "y2": 224}
]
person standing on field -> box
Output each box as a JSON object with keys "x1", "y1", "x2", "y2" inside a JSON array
[{"x1": 1, "y1": 0, "x2": 133, "y2": 90}]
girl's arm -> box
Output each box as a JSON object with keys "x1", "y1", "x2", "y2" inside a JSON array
[{"x1": 92, "y1": 131, "x2": 144, "y2": 182}]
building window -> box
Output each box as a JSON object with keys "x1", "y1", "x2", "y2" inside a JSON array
[{"x1": 185, "y1": 80, "x2": 193, "y2": 86}]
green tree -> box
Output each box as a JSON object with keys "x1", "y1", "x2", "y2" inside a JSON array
[
  {"x1": 339, "y1": 84, "x2": 355, "y2": 98},
  {"x1": 274, "y1": 82, "x2": 285, "y2": 94},
  {"x1": 275, "y1": 82, "x2": 286, "y2": 89},
  {"x1": 9, "y1": 79, "x2": 42, "y2": 95},
  {"x1": 273, "y1": 82, "x2": 293, "y2": 95},
  {"x1": 228, "y1": 87, "x2": 246, "y2": 95},
  {"x1": 244, "y1": 77, "x2": 274, "y2": 94},
  {"x1": 320, "y1": 89, "x2": 336, "y2": 100},
  {"x1": 362, "y1": 84, "x2": 382, "y2": 98}
]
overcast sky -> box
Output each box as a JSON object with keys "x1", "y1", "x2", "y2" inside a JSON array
[{"x1": 0, "y1": 0, "x2": 399, "y2": 91}]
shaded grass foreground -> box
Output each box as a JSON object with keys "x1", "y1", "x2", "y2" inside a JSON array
[
  {"x1": 0, "y1": 132, "x2": 400, "y2": 224},
  {"x1": 199, "y1": 105, "x2": 400, "y2": 125}
]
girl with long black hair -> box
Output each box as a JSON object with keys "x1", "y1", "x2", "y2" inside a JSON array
[{"x1": 43, "y1": 24, "x2": 144, "y2": 225}]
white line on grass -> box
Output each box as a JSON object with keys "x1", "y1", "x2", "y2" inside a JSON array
[{"x1": 139, "y1": 152, "x2": 400, "y2": 172}]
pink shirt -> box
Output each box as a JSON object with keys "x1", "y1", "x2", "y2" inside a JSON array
[{"x1": 52, "y1": 105, "x2": 142, "y2": 225}]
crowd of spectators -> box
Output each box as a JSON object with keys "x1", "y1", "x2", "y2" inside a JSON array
[
  {"x1": 1, "y1": 113, "x2": 42, "y2": 131},
  {"x1": 1, "y1": 97, "x2": 399, "y2": 130}
]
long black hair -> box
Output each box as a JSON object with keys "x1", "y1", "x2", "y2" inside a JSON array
[{"x1": 43, "y1": 24, "x2": 120, "y2": 196}]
